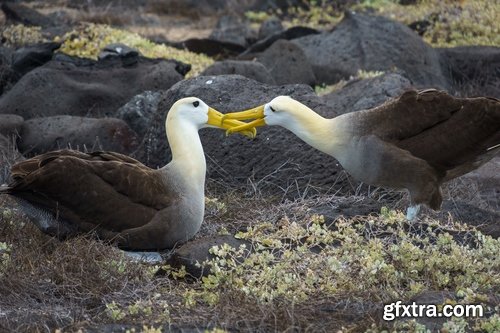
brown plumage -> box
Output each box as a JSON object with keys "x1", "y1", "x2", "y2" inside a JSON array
[
  {"x1": 222, "y1": 89, "x2": 500, "y2": 218},
  {"x1": 3, "y1": 150, "x2": 183, "y2": 249},
  {"x1": 0, "y1": 97, "x2": 256, "y2": 249}
]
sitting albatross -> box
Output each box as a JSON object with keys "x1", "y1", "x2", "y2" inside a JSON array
[
  {"x1": 0, "y1": 97, "x2": 256, "y2": 250},
  {"x1": 222, "y1": 89, "x2": 500, "y2": 220}
]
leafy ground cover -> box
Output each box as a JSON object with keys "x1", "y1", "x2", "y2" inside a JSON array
[
  {"x1": 1, "y1": 180, "x2": 498, "y2": 332},
  {"x1": 0, "y1": 1, "x2": 498, "y2": 332}
]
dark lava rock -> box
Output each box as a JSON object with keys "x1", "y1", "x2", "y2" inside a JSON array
[
  {"x1": 145, "y1": 75, "x2": 354, "y2": 198},
  {"x1": 201, "y1": 60, "x2": 276, "y2": 84},
  {"x1": 116, "y1": 91, "x2": 163, "y2": 138},
  {"x1": 98, "y1": 43, "x2": 140, "y2": 64},
  {"x1": 309, "y1": 197, "x2": 384, "y2": 226},
  {"x1": 116, "y1": 91, "x2": 164, "y2": 163},
  {"x1": 12, "y1": 42, "x2": 61, "y2": 76},
  {"x1": 177, "y1": 38, "x2": 246, "y2": 57},
  {"x1": 18, "y1": 116, "x2": 139, "y2": 155},
  {"x1": 241, "y1": 26, "x2": 320, "y2": 55},
  {"x1": 1, "y1": 2, "x2": 54, "y2": 27},
  {"x1": 321, "y1": 73, "x2": 413, "y2": 115},
  {"x1": 463, "y1": 157, "x2": 500, "y2": 211},
  {"x1": 437, "y1": 200, "x2": 500, "y2": 238},
  {"x1": 408, "y1": 19, "x2": 432, "y2": 36},
  {"x1": 209, "y1": 15, "x2": 256, "y2": 49},
  {"x1": 258, "y1": 17, "x2": 284, "y2": 40},
  {"x1": 0, "y1": 56, "x2": 185, "y2": 119},
  {"x1": 0, "y1": 46, "x2": 16, "y2": 95},
  {"x1": 144, "y1": 0, "x2": 229, "y2": 17},
  {"x1": 0, "y1": 114, "x2": 23, "y2": 137},
  {"x1": 142, "y1": 0, "x2": 304, "y2": 17},
  {"x1": 438, "y1": 46, "x2": 500, "y2": 98},
  {"x1": 0, "y1": 133, "x2": 23, "y2": 184},
  {"x1": 166, "y1": 235, "x2": 251, "y2": 278},
  {"x1": 250, "y1": 0, "x2": 306, "y2": 12},
  {"x1": 256, "y1": 39, "x2": 316, "y2": 85},
  {"x1": 293, "y1": 11, "x2": 448, "y2": 88}
]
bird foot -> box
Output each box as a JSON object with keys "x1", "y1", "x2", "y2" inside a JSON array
[
  {"x1": 406, "y1": 204, "x2": 421, "y2": 221},
  {"x1": 123, "y1": 251, "x2": 164, "y2": 264}
]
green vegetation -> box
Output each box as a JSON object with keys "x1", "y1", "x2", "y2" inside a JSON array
[
  {"x1": 1, "y1": 23, "x2": 213, "y2": 77},
  {"x1": 315, "y1": 69, "x2": 384, "y2": 95},
  {"x1": 1, "y1": 24, "x2": 46, "y2": 47},
  {"x1": 179, "y1": 209, "x2": 498, "y2": 330},
  {"x1": 0, "y1": 1, "x2": 498, "y2": 331},
  {"x1": 2, "y1": 190, "x2": 497, "y2": 331},
  {"x1": 57, "y1": 24, "x2": 213, "y2": 77},
  {"x1": 246, "y1": 0, "x2": 499, "y2": 47},
  {"x1": 246, "y1": 1, "x2": 344, "y2": 29},
  {"x1": 369, "y1": 0, "x2": 500, "y2": 47}
]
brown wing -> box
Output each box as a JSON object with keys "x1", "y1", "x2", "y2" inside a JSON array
[
  {"x1": 396, "y1": 96, "x2": 500, "y2": 179},
  {"x1": 348, "y1": 90, "x2": 500, "y2": 178},
  {"x1": 347, "y1": 90, "x2": 464, "y2": 140},
  {"x1": 6, "y1": 149, "x2": 177, "y2": 233},
  {"x1": 10, "y1": 150, "x2": 143, "y2": 180}
]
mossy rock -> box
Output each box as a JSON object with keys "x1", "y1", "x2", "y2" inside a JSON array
[{"x1": 56, "y1": 24, "x2": 214, "y2": 77}]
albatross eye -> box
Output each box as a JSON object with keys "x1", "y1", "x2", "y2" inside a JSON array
[
  {"x1": 193, "y1": 101, "x2": 200, "y2": 107},
  {"x1": 269, "y1": 106, "x2": 276, "y2": 112}
]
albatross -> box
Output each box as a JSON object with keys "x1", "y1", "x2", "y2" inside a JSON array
[
  {"x1": 221, "y1": 89, "x2": 500, "y2": 220},
  {"x1": 0, "y1": 97, "x2": 256, "y2": 250}
]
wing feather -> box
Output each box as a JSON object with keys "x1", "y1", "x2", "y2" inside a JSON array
[{"x1": 6, "y1": 149, "x2": 177, "y2": 232}]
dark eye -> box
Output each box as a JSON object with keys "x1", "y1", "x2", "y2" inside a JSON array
[
  {"x1": 269, "y1": 106, "x2": 276, "y2": 112},
  {"x1": 193, "y1": 101, "x2": 200, "y2": 107}
]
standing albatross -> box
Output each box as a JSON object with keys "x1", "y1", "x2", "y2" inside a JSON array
[
  {"x1": 0, "y1": 97, "x2": 255, "y2": 250},
  {"x1": 222, "y1": 89, "x2": 500, "y2": 220}
]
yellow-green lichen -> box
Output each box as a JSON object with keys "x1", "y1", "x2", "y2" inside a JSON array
[
  {"x1": 364, "y1": 0, "x2": 500, "y2": 47},
  {"x1": 57, "y1": 24, "x2": 213, "y2": 77},
  {"x1": 1, "y1": 24, "x2": 46, "y2": 47},
  {"x1": 247, "y1": 0, "x2": 499, "y2": 47},
  {"x1": 314, "y1": 69, "x2": 385, "y2": 96}
]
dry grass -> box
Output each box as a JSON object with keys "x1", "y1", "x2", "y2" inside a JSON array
[
  {"x1": 1, "y1": 171, "x2": 498, "y2": 332},
  {"x1": 0, "y1": 1, "x2": 498, "y2": 331}
]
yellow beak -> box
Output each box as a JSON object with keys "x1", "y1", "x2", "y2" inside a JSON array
[
  {"x1": 207, "y1": 107, "x2": 257, "y2": 139},
  {"x1": 220, "y1": 105, "x2": 266, "y2": 136}
]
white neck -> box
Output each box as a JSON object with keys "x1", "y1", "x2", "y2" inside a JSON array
[
  {"x1": 165, "y1": 118, "x2": 206, "y2": 188},
  {"x1": 281, "y1": 104, "x2": 347, "y2": 158}
]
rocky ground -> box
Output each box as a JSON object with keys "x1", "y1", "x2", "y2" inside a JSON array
[{"x1": 0, "y1": 0, "x2": 499, "y2": 332}]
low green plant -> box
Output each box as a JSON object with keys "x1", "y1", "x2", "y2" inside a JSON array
[
  {"x1": 57, "y1": 24, "x2": 213, "y2": 77},
  {"x1": 1, "y1": 24, "x2": 46, "y2": 47},
  {"x1": 106, "y1": 301, "x2": 126, "y2": 321},
  {"x1": 314, "y1": 69, "x2": 384, "y2": 95},
  {"x1": 170, "y1": 208, "x2": 498, "y2": 332}
]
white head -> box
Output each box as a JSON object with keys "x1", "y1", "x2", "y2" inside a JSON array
[
  {"x1": 166, "y1": 97, "x2": 257, "y2": 137},
  {"x1": 167, "y1": 97, "x2": 213, "y2": 130},
  {"x1": 262, "y1": 96, "x2": 305, "y2": 127}
]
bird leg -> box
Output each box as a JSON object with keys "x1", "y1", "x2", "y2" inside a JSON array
[
  {"x1": 406, "y1": 204, "x2": 421, "y2": 221},
  {"x1": 123, "y1": 251, "x2": 164, "y2": 264}
]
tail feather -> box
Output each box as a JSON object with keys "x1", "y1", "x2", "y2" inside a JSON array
[
  {"x1": 0, "y1": 184, "x2": 11, "y2": 193},
  {"x1": 429, "y1": 186, "x2": 443, "y2": 210}
]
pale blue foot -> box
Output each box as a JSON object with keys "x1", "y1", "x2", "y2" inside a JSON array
[
  {"x1": 123, "y1": 251, "x2": 164, "y2": 264},
  {"x1": 406, "y1": 204, "x2": 421, "y2": 221}
]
